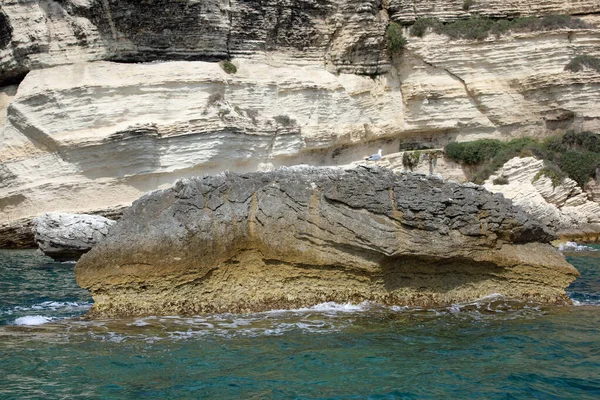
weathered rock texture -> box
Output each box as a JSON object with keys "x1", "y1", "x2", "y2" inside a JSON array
[
  {"x1": 34, "y1": 212, "x2": 115, "y2": 261},
  {"x1": 484, "y1": 157, "x2": 600, "y2": 231},
  {"x1": 1, "y1": 1, "x2": 600, "y2": 245},
  {"x1": 75, "y1": 167, "x2": 577, "y2": 317}
]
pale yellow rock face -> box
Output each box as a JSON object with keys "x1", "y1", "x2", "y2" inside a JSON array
[
  {"x1": 401, "y1": 30, "x2": 600, "y2": 138},
  {"x1": 1, "y1": 2, "x2": 600, "y2": 228}
]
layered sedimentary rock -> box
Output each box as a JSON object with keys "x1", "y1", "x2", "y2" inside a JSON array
[
  {"x1": 0, "y1": 0, "x2": 390, "y2": 85},
  {"x1": 33, "y1": 212, "x2": 115, "y2": 261},
  {"x1": 75, "y1": 167, "x2": 577, "y2": 317},
  {"x1": 1, "y1": 1, "x2": 600, "y2": 245},
  {"x1": 388, "y1": 0, "x2": 600, "y2": 23},
  {"x1": 484, "y1": 157, "x2": 600, "y2": 231}
]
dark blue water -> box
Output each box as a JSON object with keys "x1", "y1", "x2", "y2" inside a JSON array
[{"x1": 0, "y1": 248, "x2": 599, "y2": 399}]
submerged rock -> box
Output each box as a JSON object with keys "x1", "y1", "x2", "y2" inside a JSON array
[
  {"x1": 75, "y1": 167, "x2": 578, "y2": 317},
  {"x1": 34, "y1": 213, "x2": 116, "y2": 261}
]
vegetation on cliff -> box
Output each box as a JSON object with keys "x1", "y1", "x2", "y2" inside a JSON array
[
  {"x1": 409, "y1": 14, "x2": 591, "y2": 41},
  {"x1": 445, "y1": 132, "x2": 600, "y2": 186},
  {"x1": 387, "y1": 22, "x2": 407, "y2": 53},
  {"x1": 565, "y1": 55, "x2": 600, "y2": 73}
]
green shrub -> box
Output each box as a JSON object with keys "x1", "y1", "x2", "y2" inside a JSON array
[
  {"x1": 493, "y1": 176, "x2": 509, "y2": 185},
  {"x1": 514, "y1": 14, "x2": 590, "y2": 31},
  {"x1": 387, "y1": 22, "x2": 407, "y2": 53},
  {"x1": 410, "y1": 18, "x2": 441, "y2": 38},
  {"x1": 273, "y1": 115, "x2": 296, "y2": 126},
  {"x1": 441, "y1": 18, "x2": 495, "y2": 40},
  {"x1": 410, "y1": 14, "x2": 590, "y2": 41},
  {"x1": 402, "y1": 151, "x2": 421, "y2": 171},
  {"x1": 220, "y1": 60, "x2": 237, "y2": 74},
  {"x1": 532, "y1": 165, "x2": 566, "y2": 187},
  {"x1": 565, "y1": 55, "x2": 600, "y2": 73},
  {"x1": 207, "y1": 92, "x2": 223, "y2": 106},
  {"x1": 559, "y1": 151, "x2": 600, "y2": 187},
  {"x1": 462, "y1": 0, "x2": 474, "y2": 11},
  {"x1": 445, "y1": 139, "x2": 504, "y2": 165}
]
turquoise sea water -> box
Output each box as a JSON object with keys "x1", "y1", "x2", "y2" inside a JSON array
[{"x1": 0, "y1": 248, "x2": 599, "y2": 399}]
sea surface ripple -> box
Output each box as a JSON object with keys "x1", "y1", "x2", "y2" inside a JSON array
[{"x1": 0, "y1": 248, "x2": 599, "y2": 399}]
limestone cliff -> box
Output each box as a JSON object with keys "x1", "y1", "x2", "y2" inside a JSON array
[
  {"x1": 75, "y1": 167, "x2": 577, "y2": 317},
  {"x1": 1, "y1": 0, "x2": 600, "y2": 243}
]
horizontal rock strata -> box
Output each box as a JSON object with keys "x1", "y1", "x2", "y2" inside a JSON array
[
  {"x1": 75, "y1": 167, "x2": 578, "y2": 317},
  {"x1": 484, "y1": 157, "x2": 600, "y2": 231}
]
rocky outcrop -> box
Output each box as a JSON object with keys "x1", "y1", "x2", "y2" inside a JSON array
[
  {"x1": 75, "y1": 167, "x2": 577, "y2": 317},
  {"x1": 34, "y1": 212, "x2": 116, "y2": 261},
  {"x1": 484, "y1": 157, "x2": 600, "y2": 231}
]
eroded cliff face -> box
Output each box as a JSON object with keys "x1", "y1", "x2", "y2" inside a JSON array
[
  {"x1": 1, "y1": 0, "x2": 600, "y2": 237},
  {"x1": 75, "y1": 167, "x2": 577, "y2": 317},
  {"x1": 484, "y1": 157, "x2": 600, "y2": 230}
]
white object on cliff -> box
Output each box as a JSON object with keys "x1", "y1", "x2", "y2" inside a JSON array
[{"x1": 365, "y1": 149, "x2": 383, "y2": 161}]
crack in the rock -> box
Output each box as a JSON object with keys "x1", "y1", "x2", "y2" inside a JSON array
[{"x1": 407, "y1": 49, "x2": 500, "y2": 127}]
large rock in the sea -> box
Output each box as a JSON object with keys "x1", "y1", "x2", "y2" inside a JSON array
[
  {"x1": 34, "y1": 212, "x2": 116, "y2": 261},
  {"x1": 75, "y1": 167, "x2": 578, "y2": 317}
]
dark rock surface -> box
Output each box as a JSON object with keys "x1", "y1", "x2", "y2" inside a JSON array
[
  {"x1": 34, "y1": 212, "x2": 116, "y2": 261},
  {"x1": 76, "y1": 167, "x2": 577, "y2": 317}
]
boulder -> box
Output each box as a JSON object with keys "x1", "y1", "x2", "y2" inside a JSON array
[
  {"x1": 34, "y1": 213, "x2": 116, "y2": 261},
  {"x1": 75, "y1": 167, "x2": 578, "y2": 317}
]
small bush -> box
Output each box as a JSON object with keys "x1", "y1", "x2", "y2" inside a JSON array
[
  {"x1": 402, "y1": 151, "x2": 421, "y2": 171},
  {"x1": 532, "y1": 165, "x2": 566, "y2": 188},
  {"x1": 410, "y1": 18, "x2": 441, "y2": 38},
  {"x1": 387, "y1": 22, "x2": 407, "y2": 53},
  {"x1": 560, "y1": 151, "x2": 600, "y2": 187},
  {"x1": 565, "y1": 55, "x2": 600, "y2": 73},
  {"x1": 220, "y1": 60, "x2": 237, "y2": 74},
  {"x1": 411, "y1": 14, "x2": 590, "y2": 41},
  {"x1": 462, "y1": 0, "x2": 474, "y2": 11},
  {"x1": 493, "y1": 176, "x2": 509, "y2": 185},
  {"x1": 515, "y1": 14, "x2": 591, "y2": 31},
  {"x1": 273, "y1": 115, "x2": 296, "y2": 126},
  {"x1": 445, "y1": 139, "x2": 504, "y2": 165},
  {"x1": 207, "y1": 92, "x2": 223, "y2": 106},
  {"x1": 443, "y1": 18, "x2": 497, "y2": 40}
]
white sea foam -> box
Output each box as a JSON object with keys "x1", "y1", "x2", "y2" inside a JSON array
[
  {"x1": 559, "y1": 241, "x2": 598, "y2": 252},
  {"x1": 14, "y1": 301, "x2": 92, "y2": 312},
  {"x1": 14, "y1": 315, "x2": 53, "y2": 325},
  {"x1": 266, "y1": 301, "x2": 373, "y2": 315},
  {"x1": 570, "y1": 297, "x2": 600, "y2": 306}
]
